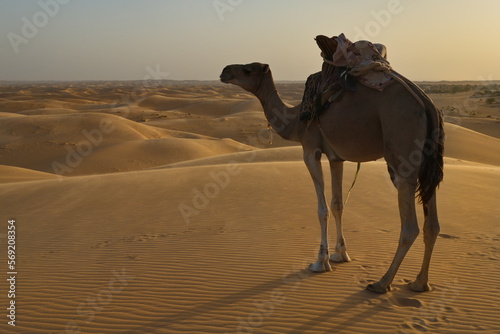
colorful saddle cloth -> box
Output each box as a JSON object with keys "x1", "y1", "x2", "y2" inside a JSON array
[
  {"x1": 322, "y1": 33, "x2": 393, "y2": 91},
  {"x1": 300, "y1": 33, "x2": 427, "y2": 123},
  {"x1": 300, "y1": 33, "x2": 395, "y2": 122}
]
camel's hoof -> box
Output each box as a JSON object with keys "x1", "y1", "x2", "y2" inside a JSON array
[
  {"x1": 408, "y1": 281, "x2": 431, "y2": 292},
  {"x1": 366, "y1": 282, "x2": 392, "y2": 293},
  {"x1": 308, "y1": 261, "x2": 332, "y2": 273},
  {"x1": 330, "y1": 251, "x2": 351, "y2": 263}
]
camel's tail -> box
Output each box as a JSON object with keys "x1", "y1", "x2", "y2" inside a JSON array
[
  {"x1": 398, "y1": 74, "x2": 444, "y2": 204},
  {"x1": 419, "y1": 102, "x2": 444, "y2": 204}
]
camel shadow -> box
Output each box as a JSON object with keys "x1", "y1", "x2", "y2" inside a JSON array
[
  {"x1": 122, "y1": 267, "x2": 417, "y2": 333},
  {"x1": 286, "y1": 289, "x2": 388, "y2": 334},
  {"x1": 123, "y1": 269, "x2": 313, "y2": 333},
  {"x1": 287, "y1": 283, "x2": 425, "y2": 334}
]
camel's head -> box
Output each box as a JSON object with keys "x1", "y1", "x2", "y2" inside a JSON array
[{"x1": 220, "y1": 62, "x2": 270, "y2": 93}]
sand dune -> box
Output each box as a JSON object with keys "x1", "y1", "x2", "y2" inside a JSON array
[
  {"x1": 0, "y1": 165, "x2": 63, "y2": 183},
  {"x1": 139, "y1": 94, "x2": 262, "y2": 119},
  {"x1": 0, "y1": 82, "x2": 498, "y2": 333},
  {"x1": 0, "y1": 112, "x2": 26, "y2": 118},
  {"x1": 138, "y1": 94, "x2": 206, "y2": 111},
  {"x1": 0, "y1": 98, "x2": 71, "y2": 113},
  {"x1": 19, "y1": 108, "x2": 81, "y2": 116},
  {"x1": 159, "y1": 146, "x2": 304, "y2": 169},
  {"x1": 64, "y1": 137, "x2": 253, "y2": 175},
  {"x1": 1, "y1": 160, "x2": 498, "y2": 333},
  {"x1": 444, "y1": 123, "x2": 500, "y2": 165},
  {"x1": 0, "y1": 112, "x2": 252, "y2": 175}
]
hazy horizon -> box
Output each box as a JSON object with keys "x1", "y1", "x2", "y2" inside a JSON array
[
  {"x1": 1, "y1": 0, "x2": 499, "y2": 82},
  {"x1": 2, "y1": 79, "x2": 500, "y2": 85}
]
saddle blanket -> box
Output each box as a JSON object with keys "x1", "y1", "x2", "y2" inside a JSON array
[{"x1": 327, "y1": 33, "x2": 393, "y2": 91}]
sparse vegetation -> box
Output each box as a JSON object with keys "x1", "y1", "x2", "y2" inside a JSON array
[
  {"x1": 472, "y1": 90, "x2": 500, "y2": 98},
  {"x1": 419, "y1": 83, "x2": 500, "y2": 101},
  {"x1": 421, "y1": 84, "x2": 474, "y2": 94},
  {"x1": 443, "y1": 105, "x2": 460, "y2": 116}
]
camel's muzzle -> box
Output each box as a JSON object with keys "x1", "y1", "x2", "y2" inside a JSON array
[{"x1": 220, "y1": 67, "x2": 232, "y2": 83}]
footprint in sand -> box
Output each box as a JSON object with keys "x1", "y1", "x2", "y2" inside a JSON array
[
  {"x1": 120, "y1": 234, "x2": 167, "y2": 242},
  {"x1": 467, "y1": 248, "x2": 499, "y2": 261},
  {"x1": 438, "y1": 233, "x2": 459, "y2": 239},
  {"x1": 400, "y1": 319, "x2": 429, "y2": 333},
  {"x1": 90, "y1": 240, "x2": 112, "y2": 248},
  {"x1": 91, "y1": 234, "x2": 168, "y2": 247},
  {"x1": 389, "y1": 296, "x2": 423, "y2": 308}
]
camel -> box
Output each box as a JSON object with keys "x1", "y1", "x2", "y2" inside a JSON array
[{"x1": 219, "y1": 52, "x2": 443, "y2": 293}]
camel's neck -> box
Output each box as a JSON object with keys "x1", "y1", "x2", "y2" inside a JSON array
[{"x1": 254, "y1": 72, "x2": 301, "y2": 142}]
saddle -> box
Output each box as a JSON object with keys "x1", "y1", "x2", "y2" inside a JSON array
[{"x1": 300, "y1": 33, "x2": 395, "y2": 122}]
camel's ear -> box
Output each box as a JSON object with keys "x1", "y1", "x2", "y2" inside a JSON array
[{"x1": 261, "y1": 64, "x2": 269, "y2": 73}]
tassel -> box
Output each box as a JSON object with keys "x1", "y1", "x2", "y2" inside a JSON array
[{"x1": 267, "y1": 123, "x2": 273, "y2": 145}]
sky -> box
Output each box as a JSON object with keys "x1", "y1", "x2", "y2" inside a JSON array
[{"x1": 1, "y1": 0, "x2": 499, "y2": 82}]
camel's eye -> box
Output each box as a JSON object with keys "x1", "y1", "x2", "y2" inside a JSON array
[{"x1": 243, "y1": 68, "x2": 251, "y2": 75}]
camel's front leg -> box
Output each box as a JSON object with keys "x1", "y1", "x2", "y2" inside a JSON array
[
  {"x1": 329, "y1": 161, "x2": 351, "y2": 263},
  {"x1": 367, "y1": 180, "x2": 419, "y2": 293},
  {"x1": 304, "y1": 150, "x2": 331, "y2": 273}
]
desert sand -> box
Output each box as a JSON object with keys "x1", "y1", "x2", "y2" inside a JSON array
[{"x1": 0, "y1": 81, "x2": 499, "y2": 333}]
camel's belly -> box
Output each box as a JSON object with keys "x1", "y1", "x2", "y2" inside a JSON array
[{"x1": 321, "y1": 107, "x2": 385, "y2": 162}]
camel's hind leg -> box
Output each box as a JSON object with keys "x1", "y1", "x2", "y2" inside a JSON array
[
  {"x1": 410, "y1": 192, "x2": 440, "y2": 291},
  {"x1": 367, "y1": 178, "x2": 420, "y2": 293},
  {"x1": 304, "y1": 150, "x2": 332, "y2": 273},
  {"x1": 329, "y1": 161, "x2": 351, "y2": 263}
]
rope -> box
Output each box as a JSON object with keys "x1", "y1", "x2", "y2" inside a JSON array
[
  {"x1": 266, "y1": 123, "x2": 273, "y2": 145},
  {"x1": 344, "y1": 162, "x2": 361, "y2": 205},
  {"x1": 317, "y1": 125, "x2": 361, "y2": 206},
  {"x1": 386, "y1": 72, "x2": 425, "y2": 109},
  {"x1": 322, "y1": 58, "x2": 426, "y2": 109},
  {"x1": 348, "y1": 61, "x2": 390, "y2": 76}
]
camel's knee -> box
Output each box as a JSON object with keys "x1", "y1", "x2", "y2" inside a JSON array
[
  {"x1": 400, "y1": 224, "x2": 419, "y2": 247},
  {"x1": 330, "y1": 199, "x2": 343, "y2": 216},
  {"x1": 317, "y1": 206, "x2": 329, "y2": 222}
]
